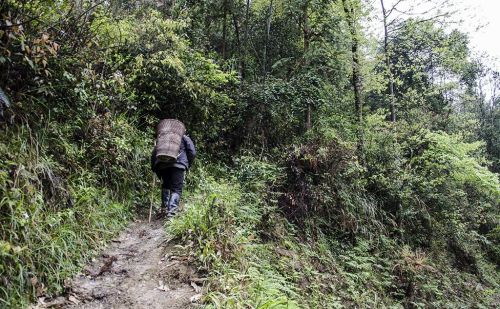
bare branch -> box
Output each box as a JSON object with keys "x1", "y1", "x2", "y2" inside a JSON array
[
  {"x1": 386, "y1": 0, "x2": 406, "y2": 17},
  {"x1": 388, "y1": 13, "x2": 455, "y2": 34}
]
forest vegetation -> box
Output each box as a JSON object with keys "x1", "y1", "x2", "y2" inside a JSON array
[{"x1": 0, "y1": 0, "x2": 499, "y2": 308}]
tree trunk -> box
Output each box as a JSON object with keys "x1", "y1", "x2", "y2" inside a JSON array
[
  {"x1": 303, "y1": 0, "x2": 312, "y2": 130},
  {"x1": 380, "y1": 0, "x2": 396, "y2": 122},
  {"x1": 262, "y1": 0, "x2": 273, "y2": 77},
  {"x1": 233, "y1": 14, "x2": 243, "y2": 81},
  {"x1": 242, "y1": 0, "x2": 250, "y2": 78},
  {"x1": 303, "y1": 0, "x2": 311, "y2": 53},
  {"x1": 306, "y1": 103, "x2": 312, "y2": 130},
  {"x1": 342, "y1": 0, "x2": 364, "y2": 159},
  {"x1": 222, "y1": 0, "x2": 228, "y2": 60}
]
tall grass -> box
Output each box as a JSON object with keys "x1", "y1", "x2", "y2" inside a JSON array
[
  {"x1": 167, "y1": 162, "x2": 304, "y2": 308},
  {"x1": 0, "y1": 117, "x2": 150, "y2": 307}
]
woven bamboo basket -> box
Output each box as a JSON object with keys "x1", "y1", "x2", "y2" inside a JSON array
[{"x1": 155, "y1": 119, "x2": 186, "y2": 162}]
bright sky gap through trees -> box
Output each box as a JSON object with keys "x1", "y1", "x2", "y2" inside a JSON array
[{"x1": 368, "y1": 0, "x2": 500, "y2": 69}]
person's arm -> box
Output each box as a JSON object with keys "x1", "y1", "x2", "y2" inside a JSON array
[{"x1": 184, "y1": 135, "x2": 196, "y2": 166}]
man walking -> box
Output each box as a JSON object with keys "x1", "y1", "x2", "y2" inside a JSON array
[{"x1": 151, "y1": 129, "x2": 196, "y2": 218}]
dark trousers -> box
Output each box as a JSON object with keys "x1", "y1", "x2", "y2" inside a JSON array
[{"x1": 160, "y1": 167, "x2": 185, "y2": 195}]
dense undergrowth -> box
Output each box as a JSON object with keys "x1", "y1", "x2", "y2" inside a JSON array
[{"x1": 170, "y1": 133, "x2": 499, "y2": 308}]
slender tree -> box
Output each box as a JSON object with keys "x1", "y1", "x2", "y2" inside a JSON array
[
  {"x1": 303, "y1": 0, "x2": 312, "y2": 130},
  {"x1": 342, "y1": 0, "x2": 364, "y2": 157},
  {"x1": 222, "y1": 0, "x2": 228, "y2": 59},
  {"x1": 262, "y1": 0, "x2": 273, "y2": 77},
  {"x1": 241, "y1": 0, "x2": 251, "y2": 79},
  {"x1": 380, "y1": 0, "x2": 396, "y2": 122},
  {"x1": 378, "y1": 0, "x2": 455, "y2": 122}
]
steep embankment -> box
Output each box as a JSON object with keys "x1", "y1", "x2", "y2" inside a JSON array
[{"x1": 0, "y1": 117, "x2": 153, "y2": 307}]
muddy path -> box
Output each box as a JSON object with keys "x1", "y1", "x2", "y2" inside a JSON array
[{"x1": 35, "y1": 219, "x2": 203, "y2": 309}]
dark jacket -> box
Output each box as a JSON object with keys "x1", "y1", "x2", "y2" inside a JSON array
[{"x1": 151, "y1": 135, "x2": 196, "y2": 173}]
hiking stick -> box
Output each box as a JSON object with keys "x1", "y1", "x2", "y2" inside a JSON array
[
  {"x1": 149, "y1": 174, "x2": 155, "y2": 223},
  {"x1": 150, "y1": 139, "x2": 157, "y2": 223}
]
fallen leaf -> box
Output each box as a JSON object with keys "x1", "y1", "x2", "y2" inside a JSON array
[
  {"x1": 164, "y1": 261, "x2": 178, "y2": 268},
  {"x1": 39, "y1": 296, "x2": 66, "y2": 308},
  {"x1": 190, "y1": 293, "x2": 202, "y2": 303},
  {"x1": 190, "y1": 281, "x2": 202, "y2": 293},
  {"x1": 30, "y1": 276, "x2": 38, "y2": 286},
  {"x1": 68, "y1": 295, "x2": 80, "y2": 305},
  {"x1": 157, "y1": 280, "x2": 170, "y2": 292},
  {"x1": 190, "y1": 277, "x2": 208, "y2": 284},
  {"x1": 37, "y1": 297, "x2": 46, "y2": 305}
]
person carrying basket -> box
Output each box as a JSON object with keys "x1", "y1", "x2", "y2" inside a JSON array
[{"x1": 151, "y1": 119, "x2": 196, "y2": 218}]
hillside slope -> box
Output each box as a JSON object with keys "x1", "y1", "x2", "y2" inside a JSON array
[{"x1": 1, "y1": 1, "x2": 499, "y2": 308}]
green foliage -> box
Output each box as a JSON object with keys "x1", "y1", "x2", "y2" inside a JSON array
[
  {"x1": 169, "y1": 162, "x2": 304, "y2": 308},
  {"x1": 171, "y1": 151, "x2": 498, "y2": 308},
  {"x1": 0, "y1": 124, "x2": 143, "y2": 306},
  {"x1": 1, "y1": 0, "x2": 499, "y2": 307},
  {"x1": 364, "y1": 114, "x2": 499, "y2": 247}
]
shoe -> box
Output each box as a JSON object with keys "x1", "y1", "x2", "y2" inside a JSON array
[
  {"x1": 167, "y1": 192, "x2": 180, "y2": 218},
  {"x1": 161, "y1": 188, "x2": 170, "y2": 215},
  {"x1": 155, "y1": 210, "x2": 165, "y2": 219}
]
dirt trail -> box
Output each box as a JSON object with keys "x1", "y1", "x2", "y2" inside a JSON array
[{"x1": 36, "y1": 219, "x2": 202, "y2": 309}]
